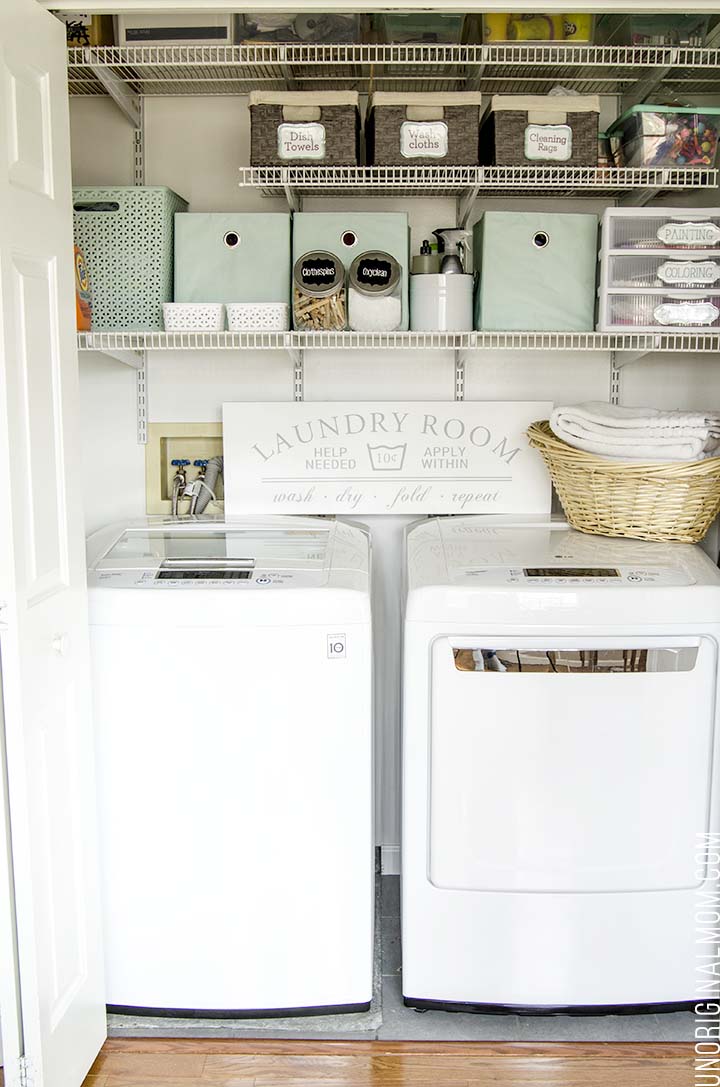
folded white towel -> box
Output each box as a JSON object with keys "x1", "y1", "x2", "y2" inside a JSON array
[{"x1": 550, "y1": 402, "x2": 720, "y2": 462}]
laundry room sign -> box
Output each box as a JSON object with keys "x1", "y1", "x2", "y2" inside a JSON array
[{"x1": 222, "y1": 401, "x2": 552, "y2": 516}]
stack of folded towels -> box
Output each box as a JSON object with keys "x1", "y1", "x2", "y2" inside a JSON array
[{"x1": 550, "y1": 402, "x2": 720, "y2": 462}]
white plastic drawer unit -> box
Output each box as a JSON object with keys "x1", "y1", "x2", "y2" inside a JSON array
[{"x1": 429, "y1": 635, "x2": 715, "y2": 896}]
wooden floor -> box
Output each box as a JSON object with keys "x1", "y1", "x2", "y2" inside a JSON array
[{"x1": 84, "y1": 1038, "x2": 693, "y2": 1086}]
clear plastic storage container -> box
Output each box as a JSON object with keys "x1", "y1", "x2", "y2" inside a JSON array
[
  {"x1": 607, "y1": 105, "x2": 720, "y2": 168},
  {"x1": 601, "y1": 293, "x2": 720, "y2": 331},
  {"x1": 374, "y1": 14, "x2": 470, "y2": 43},
  {"x1": 348, "y1": 251, "x2": 402, "y2": 332},
  {"x1": 601, "y1": 210, "x2": 720, "y2": 252},
  {"x1": 235, "y1": 13, "x2": 362, "y2": 43},
  {"x1": 604, "y1": 254, "x2": 720, "y2": 290}
]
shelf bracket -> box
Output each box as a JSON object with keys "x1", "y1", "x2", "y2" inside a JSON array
[
  {"x1": 84, "y1": 47, "x2": 141, "y2": 128},
  {"x1": 618, "y1": 186, "x2": 659, "y2": 209},
  {"x1": 464, "y1": 62, "x2": 485, "y2": 94},
  {"x1": 281, "y1": 169, "x2": 302, "y2": 213},
  {"x1": 621, "y1": 59, "x2": 675, "y2": 114},
  {"x1": 136, "y1": 351, "x2": 148, "y2": 445},
  {"x1": 457, "y1": 183, "x2": 481, "y2": 228},
  {"x1": 277, "y1": 44, "x2": 297, "y2": 90},
  {"x1": 454, "y1": 349, "x2": 465, "y2": 402}
]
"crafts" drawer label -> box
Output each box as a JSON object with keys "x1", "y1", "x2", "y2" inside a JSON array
[
  {"x1": 656, "y1": 221, "x2": 720, "y2": 247},
  {"x1": 653, "y1": 301, "x2": 719, "y2": 326},
  {"x1": 400, "y1": 121, "x2": 449, "y2": 159},
  {"x1": 524, "y1": 124, "x2": 572, "y2": 161},
  {"x1": 657, "y1": 260, "x2": 720, "y2": 286},
  {"x1": 277, "y1": 123, "x2": 326, "y2": 161}
]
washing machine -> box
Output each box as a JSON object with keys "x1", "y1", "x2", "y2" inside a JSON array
[
  {"x1": 402, "y1": 515, "x2": 720, "y2": 1013},
  {"x1": 88, "y1": 515, "x2": 373, "y2": 1015}
]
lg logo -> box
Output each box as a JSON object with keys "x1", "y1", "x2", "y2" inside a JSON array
[{"x1": 327, "y1": 634, "x2": 347, "y2": 659}]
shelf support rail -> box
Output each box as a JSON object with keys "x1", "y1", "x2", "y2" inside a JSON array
[
  {"x1": 454, "y1": 348, "x2": 466, "y2": 402},
  {"x1": 136, "y1": 351, "x2": 148, "y2": 444},
  {"x1": 286, "y1": 337, "x2": 304, "y2": 401},
  {"x1": 609, "y1": 351, "x2": 621, "y2": 407},
  {"x1": 134, "y1": 97, "x2": 145, "y2": 187}
]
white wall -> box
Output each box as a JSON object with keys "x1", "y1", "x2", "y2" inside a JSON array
[{"x1": 71, "y1": 94, "x2": 720, "y2": 862}]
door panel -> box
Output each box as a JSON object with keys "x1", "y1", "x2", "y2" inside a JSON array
[
  {"x1": 0, "y1": 2, "x2": 106, "y2": 1085},
  {"x1": 430, "y1": 635, "x2": 716, "y2": 894}
]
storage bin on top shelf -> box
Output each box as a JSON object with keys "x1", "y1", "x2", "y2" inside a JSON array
[
  {"x1": 479, "y1": 94, "x2": 600, "y2": 166},
  {"x1": 473, "y1": 211, "x2": 597, "y2": 332},
  {"x1": 366, "y1": 93, "x2": 484, "y2": 166},
  {"x1": 236, "y1": 13, "x2": 362, "y2": 43},
  {"x1": 598, "y1": 207, "x2": 720, "y2": 333},
  {"x1": 249, "y1": 91, "x2": 360, "y2": 166},
  {"x1": 482, "y1": 13, "x2": 594, "y2": 42},
  {"x1": 607, "y1": 105, "x2": 720, "y2": 169},
  {"x1": 73, "y1": 186, "x2": 187, "y2": 331}
]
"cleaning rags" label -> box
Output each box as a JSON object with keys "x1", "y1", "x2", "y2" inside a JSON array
[{"x1": 524, "y1": 124, "x2": 572, "y2": 161}]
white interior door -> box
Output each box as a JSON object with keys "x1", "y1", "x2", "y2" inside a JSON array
[{"x1": 0, "y1": 2, "x2": 106, "y2": 1085}]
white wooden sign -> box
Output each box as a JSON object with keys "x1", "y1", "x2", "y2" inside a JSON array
[{"x1": 223, "y1": 401, "x2": 552, "y2": 516}]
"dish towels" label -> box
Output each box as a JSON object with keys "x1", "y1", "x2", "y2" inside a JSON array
[
  {"x1": 277, "y1": 122, "x2": 326, "y2": 161},
  {"x1": 524, "y1": 123, "x2": 572, "y2": 161}
]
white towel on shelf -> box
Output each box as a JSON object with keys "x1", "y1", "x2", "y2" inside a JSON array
[{"x1": 550, "y1": 402, "x2": 720, "y2": 462}]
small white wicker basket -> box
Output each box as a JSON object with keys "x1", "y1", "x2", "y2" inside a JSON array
[
  {"x1": 163, "y1": 303, "x2": 225, "y2": 331},
  {"x1": 226, "y1": 302, "x2": 290, "y2": 331}
]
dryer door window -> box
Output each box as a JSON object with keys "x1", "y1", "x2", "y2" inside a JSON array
[{"x1": 429, "y1": 635, "x2": 716, "y2": 894}]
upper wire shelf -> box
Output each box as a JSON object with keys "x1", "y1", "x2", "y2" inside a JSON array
[{"x1": 67, "y1": 43, "x2": 720, "y2": 98}]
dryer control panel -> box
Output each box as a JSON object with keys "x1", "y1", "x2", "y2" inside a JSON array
[{"x1": 461, "y1": 565, "x2": 694, "y2": 586}]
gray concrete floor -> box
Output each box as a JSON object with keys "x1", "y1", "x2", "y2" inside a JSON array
[{"x1": 108, "y1": 875, "x2": 694, "y2": 1041}]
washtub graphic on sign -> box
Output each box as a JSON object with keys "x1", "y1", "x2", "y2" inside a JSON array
[
  {"x1": 368, "y1": 443, "x2": 407, "y2": 471},
  {"x1": 222, "y1": 402, "x2": 553, "y2": 516}
]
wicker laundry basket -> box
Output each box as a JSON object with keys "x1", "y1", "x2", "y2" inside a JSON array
[
  {"x1": 249, "y1": 91, "x2": 360, "y2": 166},
  {"x1": 480, "y1": 95, "x2": 600, "y2": 166},
  {"x1": 367, "y1": 92, "x2": 483, "y2": 166},
  {"x1": 527, "y1": 420, "x2": 720, "y2": 543}
]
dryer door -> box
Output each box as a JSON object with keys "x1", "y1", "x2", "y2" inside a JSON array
[{"x1": 429, "y1": 635, "x2": 716, "y2": 894}]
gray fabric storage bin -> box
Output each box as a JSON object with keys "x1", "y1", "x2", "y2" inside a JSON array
[
  {"x1": 479, "y1": 95, "x2": 600, "y2": 166},
  {"x1": 249, "y1": 91, "x2": 360, "y2": 166},
  {"x1": 174, "y1": 213, "x2": 291, "y2": 304},
  {"x1": 474, "y1": 211, "x2": 598, "y2": 331},
  {"x1": 367, "y1": 92, "x2": 483, "y2": 166},
  {"x1": 292, "y1": 212, "x2": 410, "y2": 329},
  {"x1": 73, "y1": 185, "x2": 188, "y2": 331}
]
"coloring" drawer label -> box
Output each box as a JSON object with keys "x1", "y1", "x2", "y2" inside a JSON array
[
  {"x1": 400, "y1": 121, "x2": 449, "y2": 159},
  {"x1": 657, "y1": 260, "x2": 720, "y2": 286},
  {"x1": 524, "y1": 123, "x2": 572, "y2": 161},
  {"x1": 277, "y1": 123, "x2": 326, "y2": 161}
]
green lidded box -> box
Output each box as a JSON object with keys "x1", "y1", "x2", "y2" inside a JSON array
[
  {"x1": 174, "y1": 213, "x2": 291, "y2": 304},
  {"x1": 292, "y1": 212, "x2": 410, "y2": 329},
  {"x1": 73, "y1": 186, "x2": 188, "y2": 331},
  {"x1": 473, "y1": 211, "x2": 598, "y2": 331}
]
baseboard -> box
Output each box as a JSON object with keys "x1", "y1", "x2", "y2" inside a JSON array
[{"x1": 381, "y1": 845, "x2": 400, "y2": 875}]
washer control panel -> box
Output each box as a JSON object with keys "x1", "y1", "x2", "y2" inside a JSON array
[{"x1": 461, "y1": 565, "x2": 693, "y2": 587}]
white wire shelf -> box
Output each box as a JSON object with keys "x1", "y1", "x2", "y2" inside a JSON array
[
  {"x1": 238, "y1": 165, "x2": 718, "y2": 203},
  {"x1": 67, "y1": 43, "x2": 720, "y2": 97},
  {"x1": 78, "y1": 329, "x2": 720, "y2": 361}
]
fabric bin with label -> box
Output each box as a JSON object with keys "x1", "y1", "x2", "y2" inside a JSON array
[
  {"x1": 292, "y1": 213, "x2": 409, "y2": 329},
  {"x1": 366, "y1": 92, "x2": 483, "y2": 167},
  {"x1": 601, "y1": 208, "x2": 720, "y2": 251},
  {"x1": 603, "y1": 254, "x2": 720, "y2": 290},
  {"x1": 73, "y1": 186, "x2": 188, "y2": 331},
  {"x1": 607, "y1": 105, "x2": 720, "y2": 168},
  {"x1": 114, "y1": 14, "x2": 235, "y2": 44},
  {"x1": 174, "y1": 213, "x2": 291, "y2": 306},
  {"x1": 480, "y1": 94, "x2": 600, "y2": 166},
  {"x1": 236, "y1": 13, "x2": 362, "y2": 42},
  {"x1": 249, "y1": 91, "x2": 360, "y2": 167},
  {"x1": 473, "y1": 211, "x2": 597, "y2": 331},
  {"x1": 600, "y1": 293, "x2": 720, "y2": 331}
]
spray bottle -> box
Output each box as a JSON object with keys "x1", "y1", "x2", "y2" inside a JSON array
[{"x1": 432, "y1": 228, "x2": 471, "y2": 274}]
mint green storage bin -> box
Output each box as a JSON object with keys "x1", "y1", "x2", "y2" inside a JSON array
[
  {"x1": 474, "y1": 211, "x2": 598, "y2": 331},
  {"x1": 292, "y1": 213, "x2": 410, "y2": 329},
  {"x1": 73, "y1": 186, "x2": 187, "y2": 330},
  {"x1": 174, "y1": 213, "x2": 291, "y2": 304}
]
